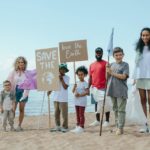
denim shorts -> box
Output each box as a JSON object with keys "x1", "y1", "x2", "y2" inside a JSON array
[{"x1": 16, "y1": 85, "x2": 28, "y2": 103}]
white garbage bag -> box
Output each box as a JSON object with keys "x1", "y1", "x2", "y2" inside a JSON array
[
  {"x1": 0, "y1": 113, "x2": 3, "y2": 124},
  {"x1": 126, "y1": 85, "x2": 147, "y2": 125}
]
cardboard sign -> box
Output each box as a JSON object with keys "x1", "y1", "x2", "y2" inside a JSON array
[
  {"x1": 59, "y1": 40, "x2": 88, "y2": 63},
  {"x1": 35, "y1": 48, "x2": 60, "y2": 91}
]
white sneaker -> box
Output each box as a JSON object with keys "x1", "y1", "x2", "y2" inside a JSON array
[
  {"x1": 61, "y1": 128, "x2": 68, "y2": 133},
  {"x1": 89, "y1": 120, "x2": 100, "y2": 126},
  {"x1": 16, "y1": 126, "x2": 23, "y2": 132},
  {"x1": 139, "y1": 128, "x2": 147, "y2": 133},
  {"x1": 50, "y1": 126, "x2": 61, "y2": 132},
  {"x1": 139, "y1": 125, "x2": 149, "y2": 133},
  {"x1": 102, "y1": 121, "x2": 109, "y2": 127},
  {"x1": 70, "y1": 126, "x2": 79, "y2": 133},
  {"x1": 74, "y1": 126, "x2": 84, "y2": 133}
]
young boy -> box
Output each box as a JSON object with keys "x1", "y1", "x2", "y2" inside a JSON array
[
  {"x1": 48, "y1": 64, "x2": 70, "y2": 133},
  {"x1": 106, "y1": 47, "x2": 129, "y2": 135},
  {"x1": 0, "y1": 80, "x2": 16, "y2": 131}
]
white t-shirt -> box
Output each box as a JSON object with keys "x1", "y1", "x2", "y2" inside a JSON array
[
  {"x1": 52, "y1": 75, "x2": 70, "y2": 102},
  {"x1": 133, "y1": 46, "x2": 150, "y2": 79},
  {"x1": 14, "y1": 72, "x2": 26, "y2": 85},
  {"x1": 3, "y1": 92, "x2": 14, "y2": 111},
  {"x1": 74, "y1": 81, "x2": 88, "y2": 107}
]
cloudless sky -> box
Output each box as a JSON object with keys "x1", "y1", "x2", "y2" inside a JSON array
[{"x1": 0, "y1": 0, "x2": 150, "y2": 83}]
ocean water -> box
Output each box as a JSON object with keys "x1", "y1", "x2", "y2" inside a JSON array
[
  {"x1": 0, "y1": 84, "x2": 94, "y2": 116},
  {"x1": 0, "y1": 84, "x2": 132, "y2": 116}
]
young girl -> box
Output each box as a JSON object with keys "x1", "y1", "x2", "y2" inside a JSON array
[
  {"x1": 133, "y1": 27, "x2": 150, "y2": 132},
  {"x1": 71, "y1": 66, "x2": 89, "y2": 133}
]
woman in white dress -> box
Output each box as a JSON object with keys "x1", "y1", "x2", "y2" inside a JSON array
[{"x1": 133, "y1": 27, "x2": 150, "y2": 132}]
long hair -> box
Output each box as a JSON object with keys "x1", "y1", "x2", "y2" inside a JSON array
[
  {"x1": 136, "y1": 27, "x2": 150, "y2": 53},
  {"x1": 14, "y1": 56, "x2": 27, "y2": 71}
]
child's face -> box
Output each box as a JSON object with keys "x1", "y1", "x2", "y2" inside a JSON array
[
  {"x1": 113, "y1": 52, "x2": 124, "y2": 63},
  {"x1": 77, "y1": 71, "x2": 85, "y2": 81},
  {"x1": 59, "y1": 68, "x2": 66, "y2": 75},
  {"x1": 3, "y1": 83, "x2": 11, "y2": 91},
  {"x1": 141, "y1": 30, "x2": 150, "y2": 45}
]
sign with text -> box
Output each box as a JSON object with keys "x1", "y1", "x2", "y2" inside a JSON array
[
  {"x1": 35, "y1": 48, "x2": 60, "y2": 91},
  {"x1": 59, "y1": 40, "x2": 88, "y2": 63}
]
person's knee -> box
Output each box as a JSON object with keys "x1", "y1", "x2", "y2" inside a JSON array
[{"x1": 19, "y1": 108, "x2": 24, "y2": 113}]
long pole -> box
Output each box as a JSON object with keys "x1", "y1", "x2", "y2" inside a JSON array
[
  {"x1": 48, "y1": 95, "x2": 51, "y2": 130},
  {"x1": 99, "y1": 54, "x2": 110, "y2": 136},
  {"x1": 38, "y1": 91, "x2": 46, "y2": 129},
  {"x1": 73, "y1": 61, "x2": 76, "y2": 84}
]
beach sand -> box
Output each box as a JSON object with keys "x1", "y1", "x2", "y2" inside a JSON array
[{"x1": 0, "y1": 112, "x2": 150, "y2": 150}]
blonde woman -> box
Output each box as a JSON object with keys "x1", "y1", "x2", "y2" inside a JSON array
[{"x1": 8, "y1": 56, "x2": 30, "y2": 131}]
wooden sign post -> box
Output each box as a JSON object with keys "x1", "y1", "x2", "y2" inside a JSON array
[{"x1": 35, "y1": 47, "x2": 60, "y2": 129}]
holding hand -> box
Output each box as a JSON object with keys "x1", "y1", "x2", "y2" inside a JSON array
[
  {"x1": 73, "y1": 84, "x2": 77, "y2": 89},
  {"x1": 59, "y1": 75, "x2": 63, "y2": 81},
  {"x1": 106, "y1": 64, "x2": 112, "y2": 75},
  {"x1": 75, "y1": 93, "x2": 80, "y2": 97},
  {"x1": 12, "y1": 107, "x2": 15, "y2": 112},
  {"x1": 47, "y1": 91, "x2": 52, "y2": 96},
  {"x1": 72, "y1": 83, "x2": 77, "y2": 93}
]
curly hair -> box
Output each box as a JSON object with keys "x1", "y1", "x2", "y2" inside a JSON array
[
  {"x1": 136, "y1": 27, "x2": 150, "y2": 53},
  {"x1": 75, "y1": 66, "x2": 88, "y2": 75},
  {"x1": 14, "y1": 56, "x2": 28, "y2": 71}
]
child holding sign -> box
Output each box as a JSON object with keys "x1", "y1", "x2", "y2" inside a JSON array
[
  {"x1": 48, "y1": 64, "x2": 70, "y2": 133},
  {"x1": 71, "y1": 66, "x2": 89, "y2": 133}
]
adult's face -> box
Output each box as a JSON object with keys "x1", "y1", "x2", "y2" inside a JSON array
[
  {"x1": 18, "y1": 58, "x2": 25, "y2": 70},
  {"x1": 95, "y1": 51, "x2": 103, "y2": 61},
  {"x1": 141, "y1": 30, "x2": 150, "y2": 45}
]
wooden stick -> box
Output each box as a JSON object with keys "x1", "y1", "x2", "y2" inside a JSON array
[
  {"x1": 48, "y1": 95, "x2": 51, "y2": 130},
  {"x1": 100, "y1": 55, "x2": 110, "y2": 136},
  {"x1": 37, "y1": 91, "x2": 46, "y2": 129},
  {"x1": 73, "y1": 61, "x2": 76, "y2": 84}
]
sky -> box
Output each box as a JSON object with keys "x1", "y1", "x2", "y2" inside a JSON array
[{"x1": 0, "y1": 0, "x2": 150, "y2": 83}]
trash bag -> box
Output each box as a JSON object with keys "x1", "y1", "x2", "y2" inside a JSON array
[{"x1": 126, "y1": 85, "x2": 147, "y2": 125}]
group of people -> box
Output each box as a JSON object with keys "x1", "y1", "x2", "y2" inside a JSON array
[{"x1": 0, "y1": 27, "x2": 150, "y2": 135}]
